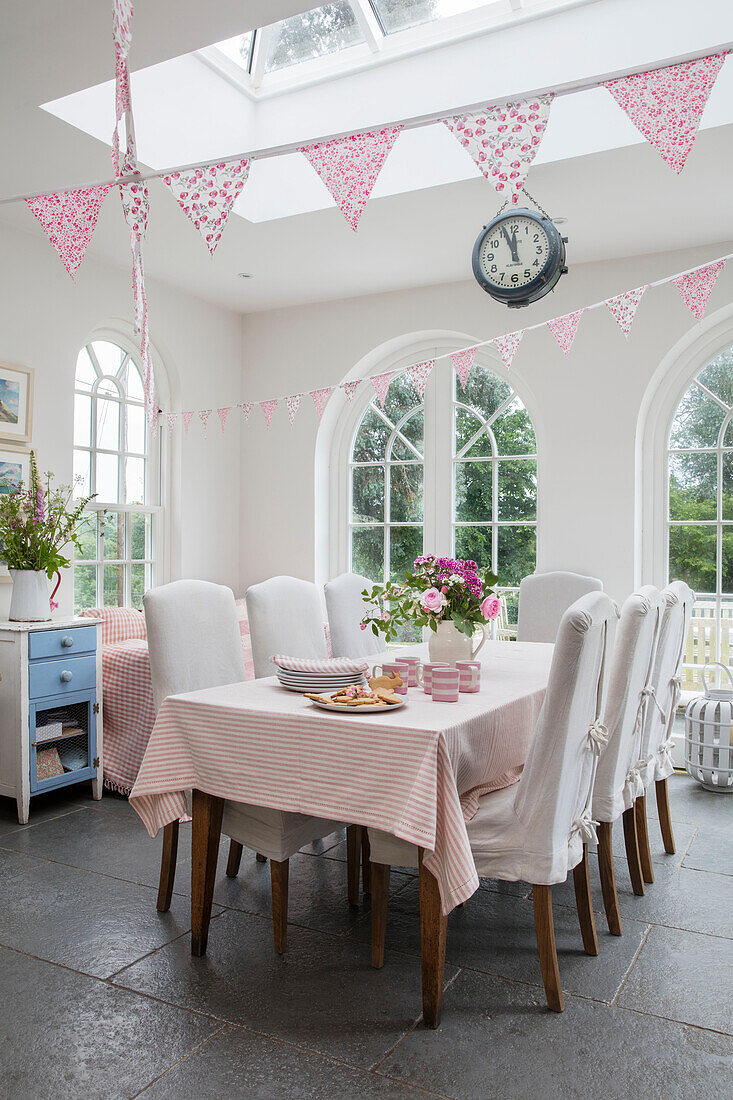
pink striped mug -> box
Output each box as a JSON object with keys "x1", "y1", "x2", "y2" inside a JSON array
[
  {"x1": 456, "y1": 661, "x2": 481, "y2": 693},
  {"x1": 394, "y1": 656, "x2": 421, "y2": 688},
  {"x1": 431, "y1": 667, "x2": 460, "y2": 703},
  {"x1": 417, "y1": 662, "x2": 450, "y2": 694},
  {"x1": 371, "y1": 661, "x2": 408, "y2": 694}
]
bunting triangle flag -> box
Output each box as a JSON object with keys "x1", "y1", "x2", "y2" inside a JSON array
[
  {"x1": 238, "y1": 402, "x2": 253, "y2": 421},
  {"x1": 604, "y1": 53, "x2": 728, "y2": 173},
  {"x1": 165, "y1": 412, "x2": 177, "y2": 431},
  {"x1": 199, "y1": 409, "x2": 211, "y2": 433},
  {"x1": 341, "y1": 379, "x2": 363, "y2": 402},
  {"x1": 286, "y1": 393, "x2": 303, "y2": 425},
  {"x1": 673, "y1": 261, "x2": 725, "y2": 320},
  {"x1": 370, "y1": 372, "x2": 394, "y2": 408},
  {"x1": 443, "y1": 96, "x2": 553, "y2": 203},
  {"x1": 605, "y1": 286, "x2": 648, "y2": 336},
  {"x1": 217, "y1": 406, "x2": 231, "y2": 433},
  {"x1": 182, "y1": 411, "x2": 194, "y2": 434},
  {"x1": 408, "y1": 360, "x2": 434, "y2": 399},
  {"x1": 261, "y1": 400, "x2": 278, "y2": 428},
  {"x1": 310, "y1": 388, "x2": 332, "y2": 422},
  {"x1": 547, "y1": 310, "x2": 584, "y2": 355},
  {"x1": 162, "y1": 159, "x2": 250, "y2": 255},
  {"x1": 450, "y1": 347, "x2": 477, "y2": 389},
  {"x1": 26, "y1": 185, "x2": 111, "y2": 277},
  {"x1": 300, "y1": 127, "x2": 402, "y2": 230},
  {"x1": 493, "y1": 330, "x2": 524, "y2": 370}
]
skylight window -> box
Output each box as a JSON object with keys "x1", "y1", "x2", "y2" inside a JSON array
[
  {"x1": 370, "y1": 0, "x2": 491, "y2": 35},
  {"x1": 216, "y1": 31, "x2": 254, "y2": 71},
  {"x1": 265, "y1": 2, "x2": 365, "y2": 73}
]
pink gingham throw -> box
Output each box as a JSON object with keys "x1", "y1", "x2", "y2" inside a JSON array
[
  {"x1": 271, "y1": 655, "x2": 369, "y2": 674},
  {"x1": 130, "y1": 641, "x2": 553, "y2": 913}
]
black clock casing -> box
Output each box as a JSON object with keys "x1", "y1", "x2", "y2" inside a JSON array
[{"x1": 472, "y1": 207, "x2": 567, "y2": 308}]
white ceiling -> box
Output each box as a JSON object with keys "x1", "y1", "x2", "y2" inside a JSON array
[{"x1": 1, "y1": 0, "x2": 733, "y2": 314}]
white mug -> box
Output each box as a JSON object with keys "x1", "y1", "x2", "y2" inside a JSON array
[
  {"x1": 417, "y1": 662, "x2": 450, "y2": 694},
  {"x1": 456, "y1": 660, "x2": 481, "y2": 693},
  {"x1": 394, "y1": 656, "x2": 421, "y2": 688},
  {"x1": 371, "y1": 661, "x2": 408, "y2": 694},
  {"x1": 431, "y1": 667, "x2": 460, "y2": 703}
]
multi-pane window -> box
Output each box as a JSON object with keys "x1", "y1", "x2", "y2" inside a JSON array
[
  {"x1": 667, "y1": 345, "x2": 733, "y2": 688},
  {"x1": 72, "y1": 340, "x2": 161, "y2": 612}
]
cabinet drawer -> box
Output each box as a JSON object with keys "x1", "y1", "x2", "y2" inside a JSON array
[
  {"x1": 28, "y1": 626, "x2": 96, "y2": 661},
  {"x1": 29, "y1": 655, "x2": 97, "y2": 700}
]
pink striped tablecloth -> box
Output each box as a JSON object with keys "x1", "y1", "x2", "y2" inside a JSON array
[{"x1": 130, "y1": 641, "x2": 553, "y2": 913}]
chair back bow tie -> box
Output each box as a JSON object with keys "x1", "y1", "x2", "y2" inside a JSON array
[
  {"x1": 570, "y1": 813, "x2": 599, "y2": 846},
  {"x1": 587, "y1": 720, "x2": 609, "y2": 756},
  {"x1": 625, "y1": 764, "x2": 646, "y2": 802},
  {"x1": 657, "y1": 736, "x2": 676, "y2": 771},
  {"x1": 642, "y1": 684, "x2": 667, "y2": 724}
]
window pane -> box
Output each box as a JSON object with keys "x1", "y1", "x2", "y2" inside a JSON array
[
  {"x1": 372, "y1": 0, "x2": 487, "y2": 34},
  {"x1": 75, "y1": 348, "x2": 97, "y2": 392},
  {"x1": 454, "y1": 525, "x2": 492, "y2": 573},
  {"x1": 352, "y1": 407, "x2": 391, "y2": 462},
  {"x1": 721, "y1": 529, "x2": 733, "y2": 595},
  {"x1": 492, "y1": 397, "x2": 536, "y2": 456},
  {"x1": 97, "y1": 376, "x2": 121, "y2": 398},
  {"x1": 455, "y1": 407, "x2": 487, "y2": 455},
  {"x1": 103, "y1": 562, "x2": 126, "y2": 607},
  {"x1": 126, "y1": 403, "x2": 146, "y2": 454},
  {"x1": 352, "y1": 526, "x2": 384, "y2": 582},
  {"x1": 123, "y1": 359, "x2": 144, "y2": 402},
  {"x1": 74, "y1": 394, "x2": 91, "y2": 447},
  {"x1": 215, "y1": 31, "x2": 254, "y2": 70},
  {"x1": 75, "y1": 513, "x2": 97, "y2": 561},
  {"x1": 669, "y1": 452, "x2": 717, "y2": 521},
  {"x1": 92, "y1": 341, "x2": 123, "y2": 376},
  {"x1": 131, "y1": 563, "x2": 146, "y2": 610},
  {"x1": 74, "y1": 563, "x2": 97, "y2": 613},
  {"x1": 723, "y1": 453, "x2": 733, "y2": 521},
  {"x1": 455, "y1": 461, "x2": 492, "y2": 522},
  {"x1": 352, "y1": 465, "x2": 384, "y2": 522},
  {"x1": 96, "y1": 452, "x2": 119, "y2": 503},
  {"x1": 696, "y1": 349, "x2": 733, "y2": 408},
  {"x1": 669, "y1": 525, "x2": 716, "y2": 592},
  {"x1": 102, "y1": 512, "x2": 124, "y2": 560},
  {"x1": 503, "y1": 590, "x2": 519, "y2": 627},
  {"x1": 498, "y1": 459, "x2": 537, "y2": 521},
  {"x1": 130, "y1": 512, "x2": 151, "y2": 560},
  {"x1": 460, "y1": 370, "x2": 512, "y2": 422},
  {"x1": 73, "y1": 449, "x2": 90, "y2": 499},
  {"x1": 124, "y1": 456, "x2": 146, "y2": 505},
  {"x1": 390, "y1": 525, "x2": 423, "y2": 580},
  {"x1": 669, "y1": 384, "x2": 726, "y2": 448},
  {"x1": 390, "y1": 464, "x2": 423, "y2": 522},
  {"x1": 265, "y1": 1, "x2": 364, "y2": 73},
  {"x1": 498, "y1": 525, "x2": 537, "y2": 586},
  {"x1": 390, "y1": 409, "x2": 424, "y2": 460},
  {"x1": 96, "y1": 398, "x2": 119, "y2": 450},
  {"x1": 382, "y1": 372, "x2": 419, "y2": 425}
]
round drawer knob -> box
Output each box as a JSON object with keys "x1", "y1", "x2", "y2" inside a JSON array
[
  {"x1": 60, "y1": 670, "x2": 73, "y2": 683},
  {"x1": 61, "y1": 636, "x2": 74, "y2": 647}
]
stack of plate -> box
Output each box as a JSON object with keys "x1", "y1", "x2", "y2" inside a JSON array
[{"x1": 275, "y1": 667, "x2": 366, "y2": 694}]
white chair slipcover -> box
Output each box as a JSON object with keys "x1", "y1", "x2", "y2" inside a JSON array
[
  {"x1": 324, "y1": 572, "x2": 387, "y2": 659},
  {"x1": 246, "y1": 575, "x2": 327, "y2": 679},
  {"x1": 517, "y1": 570, "x2": 603, "y2": 644}
]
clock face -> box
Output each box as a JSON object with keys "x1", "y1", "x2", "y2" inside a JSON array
[{"x1": 477, "y1": 215, "x2": 551, "y2": 291}]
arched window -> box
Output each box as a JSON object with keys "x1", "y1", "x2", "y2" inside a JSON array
[
  {"x1": 72, "y1": 338, "x2": 163, "y2": 612},
  {"x1": 348, "y1": 360, "x2": 537, "y2": 624},
  {"x1": 667, "y1": 344, "x2": 733, "y2": 687}
]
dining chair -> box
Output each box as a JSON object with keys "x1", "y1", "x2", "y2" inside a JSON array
[
  {"x1": 145, "y1": 579, "x2": 348, "y2": 953},
  {"x1": 324, "y1": 572, "x2": 387, "y2": 659},
  {"x1": 632, "y1": 580, "x2": 694, "y2": 882},
  {"x1": 246, "y1": 575, "x2": 328, "y2": 679},
  {"x1": 368, "y1": 590, "x2": 616, "y2": 1012},
  {"x1": 592, "y1": 587, "x2": 664, "y2": 931},
  {"x1": 516, "y1": 570, "x2": 603, "y2": 643}
]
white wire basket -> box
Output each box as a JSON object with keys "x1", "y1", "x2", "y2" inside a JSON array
[{"x1": 684, "y1": 663, "x2": 733, "y2": 792}]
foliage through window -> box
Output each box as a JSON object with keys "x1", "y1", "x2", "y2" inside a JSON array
[{"x1": 72, "y1": 340, "x2": 160, "y2": 613}]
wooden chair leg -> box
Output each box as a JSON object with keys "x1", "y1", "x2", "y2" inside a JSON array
[
  {"x1": 635, "y1": 794, "x2": 655, "y2": 884},
  {"x1": 256, "y1": 852, "x2": 267, "y2": 863},
  {"x1": 597, "y1": 821, "x2": 622, "y2": 936},
  {"x1": 622, "y1": 805, "x2": 645, "y2": 896},
  {"x1": 191, "y1": 790, "x2": 224, "y2": 957},
  {"x1": 361, "y1": 828, "x2": 372, "y2": 895},
  {"x1": 371, "y1": 863, "x2": 390, "y2": 969},
  {"x1": 156, "y1": 820, "x2": 179, "y2": 913},
  {"x1": 572, "y1": 844, "x2": 599, "y2": 956},
  {"x1": 655, "y1": 777, "x2": 676, "y2": 854},
  {"x1": 226, "y1": 839, "x2": 243, "y2": 878},
  {"x1": 347, "y1": 824, "x2": 361, "y2": 906},
  {"x1": 418, "y1": 849, "x2": 447, "y2": 1029},
  {"x1": 270, "y1": 858, "x2": 289, "y2": 955},
  {"x1": 532, "y1": 884, "x2": 564, "y2": 1012}
]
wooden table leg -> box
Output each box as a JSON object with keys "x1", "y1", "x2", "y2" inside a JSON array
[
  {"x1": 191, "y1": 789, "x2": 224, "y2": 957},
  {"x1": 347, "y1": 825, "x2": 361, "y2": 906},
  {"x1": 418, "y1": 849, "x2": 447, "y2": 1029}
]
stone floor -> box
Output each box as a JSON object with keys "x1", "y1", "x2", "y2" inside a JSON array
[{"x1": 0, "y1": 773, "x2": 731, "y2": 1099}]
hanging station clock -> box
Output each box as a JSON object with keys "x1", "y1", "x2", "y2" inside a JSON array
[{"x1": 472, "y1": 207, "x2": 568, "y2": 308}]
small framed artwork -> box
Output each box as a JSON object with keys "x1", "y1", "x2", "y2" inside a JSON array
[
  {"x1": 0, "y1": 448, "x2": 30, "y2": 583},
  {"x1": 0, "y1": 362, "x2": 33, "y2": 446}
]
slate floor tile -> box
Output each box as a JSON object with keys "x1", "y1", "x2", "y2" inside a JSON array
[
  {"x1": 647, "y1": 774, "x2": 733, "y2": 830},
  {"x1": 617, "y1": 925, "x2": 733, "y2": 1034},
  {"x1": 112, "y1": 907, "x2": 459, "y2": 1068},
  {"x1": 378, "y1": 967, "x2": 733, "y2": 1100},
  {"x1": 0, "y1": 946, "x2": 218, "y2": 1100},
  {"x1": 0, "y1": 788, "x2": 88, "y2": 838},
  {"x1": 682, "y1": 825, "x2": 733, "y2": 876}
]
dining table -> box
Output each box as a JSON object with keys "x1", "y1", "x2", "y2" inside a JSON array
[{"x1": 129, "y1": 639, "x2": 554, "y2": 1027}]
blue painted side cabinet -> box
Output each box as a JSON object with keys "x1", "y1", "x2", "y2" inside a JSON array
[{"x1": 0, "y1": 617, "x2": 103, "y2": 823}]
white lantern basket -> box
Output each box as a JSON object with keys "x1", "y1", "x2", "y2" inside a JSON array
[{"x1": 684, "y1": 663, "x2": 733, "y2": 792}]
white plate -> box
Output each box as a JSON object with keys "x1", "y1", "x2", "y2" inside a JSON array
[
  {"x1": 278, "y1": 681, "x2": 365, "y2": 694},
  {"x1": 276, "y1": 670, "x2": 366, "y2": 680},
  {"x1": 277, "y1": 675, "x2": 364, "y2": 686},
  {"x1": 306, "y1": 696, "x2": 406, "y2": 714}
]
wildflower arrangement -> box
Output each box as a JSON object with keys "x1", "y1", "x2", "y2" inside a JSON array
[
  {"x1": 361, "y1": 555, "x2": 501, "y2": 644},
  {"x1": 0, "y1": 452, "x2": 95, "y2": 577}
]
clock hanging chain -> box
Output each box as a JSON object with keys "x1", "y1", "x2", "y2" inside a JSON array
[{"x1": 495, "y1": 187, "x2": 554, "y2": 222}]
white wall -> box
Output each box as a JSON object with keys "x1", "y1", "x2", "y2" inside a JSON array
[
  {"x1": 0, "y1": 219, "x2": 243, "y2": 619},
  {"x1": 239, "y1": 241, "x2": 733, "y2": 605}
]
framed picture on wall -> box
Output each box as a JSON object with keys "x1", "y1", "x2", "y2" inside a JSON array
[
  {"x1": 0, "y1": 448, "x2": 30, "y2": 584},
  {"x1": 0, "y1": 362, "x2": 33, "y2": 446}
]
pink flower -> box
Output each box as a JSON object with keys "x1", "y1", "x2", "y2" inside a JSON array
[
  {"x1": 441, "y1": 585, "x2": 448, "y2": 593},
  {"x1": 480, "y1": 595, "x2": 501, "y2": 621},
  {"x1": 360, "y1": 622, "x2": 367, "y2": 631},
  {"x1": 381, "y1": 611, "x2": 391, "y2": 621},
  {"x1": 421, "y1": 587, "x2": 445, "y2": 614}
]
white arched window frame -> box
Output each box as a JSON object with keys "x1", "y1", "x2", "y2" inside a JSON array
[{"x1": 72, "y1": 330, "x2": 171, "y2": 611}]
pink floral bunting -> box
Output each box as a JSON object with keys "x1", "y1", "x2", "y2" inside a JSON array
[
  {"x1": 450, "y1": 347, "x2": 477, "y2": 389},
  {"x1": 199, "y1": 409, "x2": 212, "y2": 433},
  {"x1": 605, "y1": 286, "x2": 648, "y2": 336},
  {"x1": 162, "y1": 159, "x2": 250, "y2": 255},
  {"x1": 370, "y1": 372, "x2": 394, "y2": 409},
  {"x1": 547, "y1": 310, "x2": 584, "y2": 355},
  {"x1": 443, "y1": 96, "x2": 553, "y2": 203},
  {"x1": 673, "y1": 261, "x2": 725, "y2": 320},
  {"x1": 408, "y1": 360, "x2": 434, "y2": 399},
  {"x1": 285, "y1": 394, "x2": 303, "y2": 425},
  {"x1": 341, "y1": 379, "x2": 363, "y2": 402},
  {"x1": 165, "y1": 412, "x2": 177, "y2": 431},
  {"x1": 261, "y1": 399, "x2": 278, "y2": 428},
  {"x1": 604, "y1": 53, "x2": 728, "y2": 173},
  {"x1": 182, "y1": 411, "x2": 194, "y2": 434},
  {"x1": 112, "y1": 0, "x2": 133, "y2": 60},
  {"x1": 26, "y1": 185, "x2": 111, "y2": 277},
  {"x1": 238, "y1": 402, "x2": 253, "y2": 421},
  {"x1": 300, "y1": 127, "x2": 402, "y2": 231},
  {"x1": 493, "y1": 330, "x2": 524, "y2": 370},
  {"x1": 217, "y1": 406, "x2": 231, "y2": 433},
  {"x1": 310, "y1": 388, "x2": 332, "y2": 422}
]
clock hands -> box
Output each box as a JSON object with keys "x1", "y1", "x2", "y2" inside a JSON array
[{"x1": 500, "y1": 225, "x2": 521, "y2": 264}]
